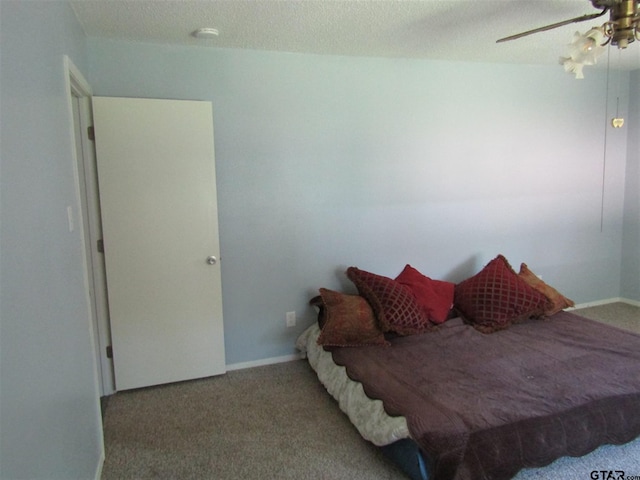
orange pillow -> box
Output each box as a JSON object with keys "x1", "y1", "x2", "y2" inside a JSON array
[{"x1": 518, "y1": 263, "x2": 575, "y2": 316}]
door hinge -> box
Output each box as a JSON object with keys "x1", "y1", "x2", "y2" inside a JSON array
[
  {"x1": 106, "y1": 346, "x2": 113, "y2": 359},
  {"x1": 87, "y1": 126, "x2": 95, "y2": 141},
  {"x1": 97, "y1": 239, "x2": 104, "y2": 253}
]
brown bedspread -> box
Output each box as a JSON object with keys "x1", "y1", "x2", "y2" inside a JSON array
[{"x1": 330, "y1": 311, "x2": 640, "y2": 480}]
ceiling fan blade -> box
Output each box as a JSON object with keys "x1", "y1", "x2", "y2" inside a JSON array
[{"x1": 496, "y1": 9, "x2": 608, "y2": 43}]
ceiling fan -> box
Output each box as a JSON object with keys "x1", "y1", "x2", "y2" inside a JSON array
[{"x1": 497, "y1": 0, "x2": 639, "y2": 49}]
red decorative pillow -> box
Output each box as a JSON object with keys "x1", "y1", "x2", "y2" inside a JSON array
[
  {"x1": 518, "y1": 263, "x2": 575, "y2": 316},
  {"x1": 395, "y1": 264, "x2": 455, "y2": 324},
  {"x1": 315, "y1": 289, "x2": 388, "y2": 347},
  {"x1": 346, "y1": 267, "x2": 431, "y2": 335},
  {"x1": 454, "y1": 255, "x2": 550, "y2": 333}
]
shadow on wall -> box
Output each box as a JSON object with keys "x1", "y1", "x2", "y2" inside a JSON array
[{"x1": 446, "y1": 255, "x2": 482, "y2": 284}]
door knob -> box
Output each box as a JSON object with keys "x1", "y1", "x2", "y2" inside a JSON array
[{"x1": 206, "y1": 256, "x2": 217, "y2": 265}]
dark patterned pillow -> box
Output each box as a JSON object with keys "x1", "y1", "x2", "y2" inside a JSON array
[
  {"x1": 315, "y1": 289, "x2": 388, "y2": 347},
  {"x1": 454, "y1": 255, "x2": 550, "y2": 333},
  {"x1": 346, "y1": 267, "x2": 431, "y2": 335}
]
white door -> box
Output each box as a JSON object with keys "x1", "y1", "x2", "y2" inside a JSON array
[{"x1": 92, "y1": 96, "x2": 225, "y2": 391}]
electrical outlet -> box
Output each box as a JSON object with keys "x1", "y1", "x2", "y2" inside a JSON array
[{"x1": 286, "y1": 311, "x2": 296, "y2": 328}]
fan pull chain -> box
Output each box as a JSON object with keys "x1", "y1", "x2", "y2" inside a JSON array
[
  {"x1": 612, "y1": 49, "x2": 625, "y2": 128},
  {"x1": 600, "y1": 47, "x2": 611, "y2": 233}
]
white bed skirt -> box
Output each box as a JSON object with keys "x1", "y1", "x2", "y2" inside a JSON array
[{"x1": 296, "y1": 324, "x2": 410, "y2": 446}]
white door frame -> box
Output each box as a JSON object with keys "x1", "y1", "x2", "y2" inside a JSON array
[{"x1": 64, "y1": 56, "x2": 115, "y2": 396}]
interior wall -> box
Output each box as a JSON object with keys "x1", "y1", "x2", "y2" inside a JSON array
[
  {"x1": 621, "y1": 70, "x2": 640, "y2": 302},
  {"x1": 87, "y1": 38, "x2": 631, "y2": 366},
  {"x1": 0, "y1": 1, "x2": 104, "y2": 478}
]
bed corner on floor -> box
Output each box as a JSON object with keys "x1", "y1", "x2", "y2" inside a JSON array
[{"x1": 299, "y1": 310, "x2": 640, "y2": 480}]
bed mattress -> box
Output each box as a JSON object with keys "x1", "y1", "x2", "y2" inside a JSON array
[{"x1": 299, "y1": 312, "x2": 640, "y2": 480}]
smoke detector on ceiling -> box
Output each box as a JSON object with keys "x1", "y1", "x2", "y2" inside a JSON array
[{"x1": 192, "y1": 28, "x2": 219, "y2": 39}]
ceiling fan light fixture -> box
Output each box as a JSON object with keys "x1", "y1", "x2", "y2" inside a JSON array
[
  {"x1": 560, "y1": 56, "x2": 587, "y2": 79},
  {"x1": 574, "y1": 28, "x2": 603, "y2": 53},
  {"x1": 496, "y1": 0, "x2": 638, "y2": 73},
  {"x1": 618, "y1": 37, "x2": 630, "y2": 48},
  {"x1": 561, "y1": 27, "x2": 607, "y2": 78}
]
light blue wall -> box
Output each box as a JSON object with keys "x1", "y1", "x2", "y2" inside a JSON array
[
  {"x1": 0, "y1": 1, "x2": 103, "y2": 478},
  {"x1": 88, "y1": 39, "x2": 631, "y2": 365},
  {"x1": 621, "y1": 71, "x2": 640, "y2": 302},
  {"x1": 0, "y1": 3, "x2": 635, "y2": 477}
]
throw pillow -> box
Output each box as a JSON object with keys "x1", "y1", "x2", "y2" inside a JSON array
[
  {"x1": 454, "y1": 255, "x2": 550, "y2": 333},
  {"x1": 395, "y1": 264, "x2": 455, "y2": 324},
  {"x1": 315, "y1": 289, "x2": 389, "y2": 347},
  {"x1": 518, "y1": 263, "x2": 575, "y2": 316},
  {"x1": 346, "y1": 266, "x2": 431, "y2": 335}
]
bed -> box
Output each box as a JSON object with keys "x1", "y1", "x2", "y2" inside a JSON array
[{"x1": 297, "y1": 257, "x2": 640, "y2": 480}]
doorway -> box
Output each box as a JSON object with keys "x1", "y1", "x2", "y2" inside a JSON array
[
  {"x1": 65, "y1": 60, "x2": 225, "y2": 395},
  {"x1": 65, "y1": 56, "x2": 115, "y2": 396}
]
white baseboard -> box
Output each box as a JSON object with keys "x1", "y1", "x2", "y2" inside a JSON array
[
  {"x1": 621, "y1": 298, "x2": 640, "y2": 307},
  {"x1": 226, "y1": 353, "x2": 305, "y2": 372},
  {"x1": 94, "y1": 451, "x2": 104, "y2": 480},
  {"x1": 571, "y1": 297, "x2": 640, "y2": 310}
]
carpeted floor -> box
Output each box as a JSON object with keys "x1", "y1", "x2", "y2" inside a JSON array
[
  {"x1": 101, "y1": 359, "x2": 406, "y2": 479},
  {"x1": 101, "y1": 302, "x2": 640, "y2": 480},
  {"x1": 571, "y1": 301, "x2": 640, "y2": 334}
]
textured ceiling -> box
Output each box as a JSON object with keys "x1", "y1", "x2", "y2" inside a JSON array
[{"x1": 70, "y1": 0, "x2": 640, "y2": 71}]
